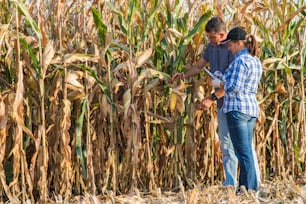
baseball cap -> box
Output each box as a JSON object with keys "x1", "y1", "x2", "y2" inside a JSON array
[{"x1": 221, "y1": 27, "x2": 247, "y2": 44}]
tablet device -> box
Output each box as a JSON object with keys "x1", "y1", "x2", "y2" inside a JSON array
[{"x1": 203, "y1": 68, "x2": 217, "y2": 79}]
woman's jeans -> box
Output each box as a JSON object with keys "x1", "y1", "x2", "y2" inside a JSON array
[{"x1": 226, "y1": 111, "x2": 259, "y2": 191}]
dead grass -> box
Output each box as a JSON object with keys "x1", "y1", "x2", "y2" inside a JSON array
[
  {"x1": 1, "y1": 179, "x2": 305, "y2": 203},
  {"x1": 37, "y1": 178, "x2": 305, "y2": 204}
]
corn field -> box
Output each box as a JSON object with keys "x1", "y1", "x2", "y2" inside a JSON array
[{"x1": 0, "y1": 0, "x2": 305, "y2": 202}]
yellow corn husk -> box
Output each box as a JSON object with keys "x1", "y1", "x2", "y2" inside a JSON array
[{"x1": 169, "y1": 92, "x2": 177, "y2": 112}]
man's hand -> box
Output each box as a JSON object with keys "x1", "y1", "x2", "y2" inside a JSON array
[{"x1": 172, "y1": 73, "x2": 185, "y2": 81}]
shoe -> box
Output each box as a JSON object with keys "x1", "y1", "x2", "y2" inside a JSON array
[
  {"x1": 235, "y1": 186, "x2": 247, "y2": 196},
  {"x1": 235, "y1": 188, "x2": 243, "y2": 196}
]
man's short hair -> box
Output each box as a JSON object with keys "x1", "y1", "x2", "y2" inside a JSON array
[{"x1": 205, "y1": 16, "x2": 226, "y2": 33}]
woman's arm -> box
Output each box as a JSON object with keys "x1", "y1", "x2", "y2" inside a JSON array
[{"x1": 224, "y1": 59, "x2": 247, "y2": 94}]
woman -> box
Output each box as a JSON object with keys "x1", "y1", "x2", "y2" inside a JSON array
[{"x1": 214, "y1": 27, "x2": 263, "y2": 191}]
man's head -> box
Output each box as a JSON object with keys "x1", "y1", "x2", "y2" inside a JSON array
[{"x1": 205, "y1": 16, "x2": 227, "y2": 45}]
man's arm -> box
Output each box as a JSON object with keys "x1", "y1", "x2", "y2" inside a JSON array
[
  {"x1": 184, "y1": 58, "x2": 208, "y2": 78},
  {"x1": 172, "y1": 58, "x2": 208, "y2": 80}
]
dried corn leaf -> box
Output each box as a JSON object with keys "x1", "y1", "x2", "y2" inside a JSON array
[
  {"x1": 59, "y1": 98, "x2": 72, "y2": 197},
  {"x1": 262, "y1": 57, "x2": 283, "y2": 65},
  {"x1": 273, "y1": 5, "x2": 306, "y2": 34},
  {"x1": 112, "y1": 62, "x2": 128, "y2": 73},
  {"x1": 135, "y1": 48, "x2": 153, "y2": 68},
  {"x1": 4, "y1": 37, "x2": 13, "y2": 69},
  {"x1": 101, "y1": 94, "x2": 111, "y2": 118},
  {"x1": 42, "y1": 40, "x2": 55, "y2": 75},
  {"x1": 132, "y1": 69, "x2": 169, "y2": 95},
  {"x1": 172, "y1": 81, "x2": 191, "y2": 91},
  {"x1": 123, "y1": 89, "x2": 131, "y2": 119},
  {"x1": 0, "y1": 24, "x2": 9, "y2": 46},
  {"x1": 164, "y1": 145, "x2": 175, "y2": 157},
  {"x1": 0, "y1": 95, "x2": 11, "y2": 199},
  {"x1": 175, "y1": 95, "x2": 185, "y2": 114},
  {"x1": 275, "y1": 81, "x2": 287, "y2": 94},
  {"x1": 62, "y1": 54, "x2": 100, "y2": 64},
  {"x1": 127, "y1": 59, "x2": 137, "y2": 80},
  {"x1": 66, "y1": 71, "x2": 84, "y2": 90},
  {"x1": 0, "y1": 96, "x2": 6, "y2": 129},
  {"x1": 167, "y1": 28, "x2": 184, "y2": 38},
  {"x1": 144, "y1": 78, "x2": 159, "y2": 93},
  {"x1": 112, "y1": 79, "x2": 125, "y2": 94}
]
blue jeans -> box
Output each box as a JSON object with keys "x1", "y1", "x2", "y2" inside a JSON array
[
  {"x1": 217, "y1": 109, "x2": 238, "y2": 186},
  {"x1": 226, "y1": 111, "x2": 259, "y2": 191}
]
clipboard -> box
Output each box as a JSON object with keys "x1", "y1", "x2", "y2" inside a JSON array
[{"x1": 203, "y1": 68, "x2": 217, "y2": 79}]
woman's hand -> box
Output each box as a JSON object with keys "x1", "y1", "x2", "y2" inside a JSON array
[
  {"x1": 212, "y1": 78, "x2": 223, "y2": 88},
  {"x1": 196, "y1": 97, "x2": 214, "y2": 110},
  {"x1": 214, "y1": 85, "x2": 225, "y2": 98}
]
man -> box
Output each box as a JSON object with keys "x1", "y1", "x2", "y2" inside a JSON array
[{"x1": 172, "y1": 16, "x2": 238, "y2": 186}]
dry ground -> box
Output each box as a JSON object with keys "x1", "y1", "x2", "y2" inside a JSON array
[
  {"x1": 2, "y1": 179, "x2": 305, "y2": 203},
  {"x1": 65, "y1": 179, "x2": 306, "y2": 204}
]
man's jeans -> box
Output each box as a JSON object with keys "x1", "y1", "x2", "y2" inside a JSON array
[
  {"x1": 226, "y1": 111, "x2": 259, "y2": 191},
  {"x1": 217, "y1": 109, "x2": 238, "y2": 186}
]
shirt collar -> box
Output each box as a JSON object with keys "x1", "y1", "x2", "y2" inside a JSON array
[
  {"x1": 235, "y1": 48, "x2": 248, "y2": 58},
  {"x1": 209, "y1": 42, "x2": 228, "y2": 47}
]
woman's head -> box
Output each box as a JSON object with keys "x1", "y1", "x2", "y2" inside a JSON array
[{"x1": 221, "y1": 27, "x2": 258, "y2": 56}]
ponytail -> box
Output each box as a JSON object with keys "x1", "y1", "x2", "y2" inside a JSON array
[{"x1": 245, "y1": 34, "x2": 258, "y2": 56}]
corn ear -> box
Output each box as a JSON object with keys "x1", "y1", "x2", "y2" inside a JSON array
[{"x1": 169, "y1": 92, "x2": 177, "y2": 112}]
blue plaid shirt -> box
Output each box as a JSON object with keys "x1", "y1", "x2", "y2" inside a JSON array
[{"x1": 222, "y1": 48, "x2": 262, "y2": 117}]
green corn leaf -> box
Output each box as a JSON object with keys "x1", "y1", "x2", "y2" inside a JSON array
[
  {"x1": 155, "y1": 47, "x2": 163, "y2": 71},
  {"x1": 293, "y1": 125, "x2": 302, "y2": 170},
  {"x1": 142, "y1": 3, "x2": 160, "y2": 41},
  {"x1": 173, "y1": 0, "x2": 184, "y2": 19},
  {"x1": 127, "y1": 0, "x2": 137, "y2": 24},
  {"x1": 166, "y1": 9, "x2": 173, "y2": 27},
  {"x1": 183, "y1": 11, "x2": 212, "y2": 45},
  {"x1": 112, "y1": 41, "x2": 129, "y2": 53},
  {"x1": 75, "y1": 64, "x2": 113, "y2": 107},
  {"x1": 91, "y1": 7, "x2": 107, "y2": 47},
  {"x1": 302, "y1": 47, "x2": 306, "y2": 75},
  {"x1": 280, "y1": 104, "x2": 288, "y2": 155},
  {"x1": 19, "y1": 37, "x2": 41, "y2": 76},
  {"x1": 10, "y1": 0, "x2": 42, "y2": 39},
  {"x1": 76, "y1": 98, "x2": 88, "y2": 180},
  {"x1": 107, "y1": 2, "x2": 128, "y2": 35},
  {"x1": 177, "y1": 116, "x2": 183, "y2": 144},
  {"x1": 172, "y1": 44, "x2": 187, "y2": 70},
  {"x1": 177, "y1": 14, "x2": 188, "y2": 34},
  {"x1": 263, "y1": 47, "x2": 274, "y2": 57}
]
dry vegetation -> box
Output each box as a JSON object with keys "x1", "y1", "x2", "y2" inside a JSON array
[{"x1": 0, "y1": 0, "x2": 305, "y2": 203}]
